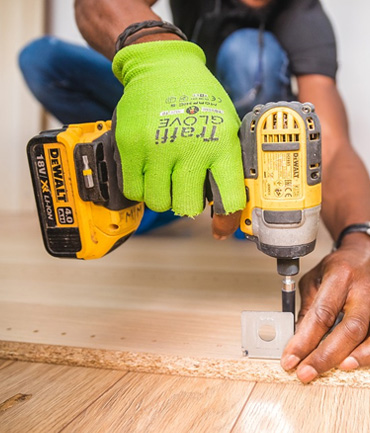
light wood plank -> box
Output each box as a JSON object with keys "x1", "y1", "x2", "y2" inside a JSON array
[
  {"x1": 0, "y1": 359, "x2": 13, "y2": 370},
  {"x1": 62, "y1": 373, "x2": 255, "y2": 433},
  {"x1": 232, "y1": 383, "x2": 370, "y2": 433},
  {"x1": 0, "y1": 361, "x2": 126, "y2": 432}
]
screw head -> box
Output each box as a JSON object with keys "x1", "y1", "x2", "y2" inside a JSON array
[{"x1": 302, "y1": 103, "x2": 314, "y2": 114}]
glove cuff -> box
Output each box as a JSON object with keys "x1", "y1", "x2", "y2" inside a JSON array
[{"x1": 112, "y1": 41, "x2": 206, "y2": 85}]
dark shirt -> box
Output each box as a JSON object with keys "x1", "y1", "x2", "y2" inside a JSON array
[{"x1": 170, "y1": 0, "x2": 337, "y2": 78}]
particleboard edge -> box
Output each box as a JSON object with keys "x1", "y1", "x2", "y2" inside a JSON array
[{"x1": 1, "y1": 340, "x2": 370, "y2": 387}]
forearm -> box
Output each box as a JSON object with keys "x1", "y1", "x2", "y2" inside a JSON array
[
  {"x1": 321, "y1": 146, "x2": 370, "y2": 240},
  {"x1": 297, "y1": 74, "x2": 370, "y2": 240},
  {"x1": 74, "y1": 0, "x2": 179, "y2": 59}
]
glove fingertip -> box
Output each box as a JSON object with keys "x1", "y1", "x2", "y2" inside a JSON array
[
  {"x1": 208, "y1": 165, "x2": 246, "y2": 215},
  {"x1": 171, "y1": 202, "x2": 203, "y2": 219},
  {"x1": 123, "y1": 179, "x2": 144, "y2": 203}
]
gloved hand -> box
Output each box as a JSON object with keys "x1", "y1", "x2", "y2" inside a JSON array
[{"x1": 112, "y1": 40, "x2": 246, "y2": 217}]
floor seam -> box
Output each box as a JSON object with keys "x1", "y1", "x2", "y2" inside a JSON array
[
  {"x1": 229, "y1": 382, "x2": 257, "y2": 433},
  {"x1": 57, "y1": 370, "x2": 130, "y2": 433}
]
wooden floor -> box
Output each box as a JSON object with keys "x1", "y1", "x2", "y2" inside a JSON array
[
  {"x1": 1, "y1": 360, "x2": 370, "y2": 432},
  {"x1": 1, "y1": 211, "x2": 370, "y2": 431}
]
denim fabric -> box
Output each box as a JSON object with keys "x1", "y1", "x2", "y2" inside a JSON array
[
  {"x1": 19, "y1": 36, "x2": 123, "y2": 124},
  {"x1": 19, "y1": 31, "x2": 293, "y2": 234},
  {"x1": 216, "y1": 28, "x2": 294, "y2": 118}
]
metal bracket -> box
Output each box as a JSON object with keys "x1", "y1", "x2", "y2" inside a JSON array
[{"x1": 241, "y1": 311, "x2": 294, "y2": 359}]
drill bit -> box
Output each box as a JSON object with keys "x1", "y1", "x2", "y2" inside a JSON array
[
  {"x1": 282, "y1": 275, "x2": 296, "y2": 324},
  {"x1": 82, "y1": 155, "x2": 94, "y2": 189}
]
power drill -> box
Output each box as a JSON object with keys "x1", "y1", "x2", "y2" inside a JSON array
[
  {"x1": 27, "y1": 121, "x2": 144, "y2": 260},
  {"x1": 27, "y1": 99, "x2": 321, "y2": 319},
  {"x1": 239, "y1": 101, "x2": 322, "y2": 319}
]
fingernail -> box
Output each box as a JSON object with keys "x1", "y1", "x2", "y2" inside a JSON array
[
  {"x1": 213, "y1": 234, "x2": 227, "y2": 240},
  {"x1": 281, "y1": 354, "x2": 300, "y2": 370},
  {"x1": 297, "y1": 365, "x2": 318, "y2": 383},
  {"x1": 339, "y1": 356, "x2": 359, "y2": 371}
]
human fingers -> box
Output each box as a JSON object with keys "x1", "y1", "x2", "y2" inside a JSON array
[
  {"x1": 281, "y1": 266, "x2": 348, "y2": 374},
  {"x1": 339, "y1": 331, "x2": 370, "y2": 371},
  {"x1": 212, "y1": 211, "x2": 242, "y2": 239},
  {"x1": 294, "y1": 290, "x2": 370, "y2": 383},
  {"x1": 296, "y1": 266, "x2": 322, "y2": 329}
]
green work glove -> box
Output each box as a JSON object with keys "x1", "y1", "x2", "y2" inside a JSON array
[{"x1": 112, "y1": 40, "x2": 246, "y2": 217}]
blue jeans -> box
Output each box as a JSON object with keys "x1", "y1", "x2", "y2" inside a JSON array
[
  {"x1": 19, "y1": 30, "x2": 293, "y2": 233},
  {"x1": 216, "y1": 28, "x2": 294, "y2": 118}
]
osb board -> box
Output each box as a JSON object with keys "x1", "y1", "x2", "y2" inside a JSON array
[{"x1": 1, "y1": 212, "x2": 369, "y2": 386}]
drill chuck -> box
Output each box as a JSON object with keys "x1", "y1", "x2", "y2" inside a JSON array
[{"x1": 277, "y1": 257, "x2": 299, "y2": 276}]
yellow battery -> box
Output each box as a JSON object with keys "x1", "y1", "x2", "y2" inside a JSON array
[{"x1": 27, "y1": 121, "x2": 144, "y2": 260}]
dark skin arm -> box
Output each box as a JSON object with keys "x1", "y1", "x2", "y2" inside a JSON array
[
  {"x1": 74, "y1": 0, "x2": 241, "y2": 237},
  {"x1": 281, "y1": 75, "x2": 370, "y2": 382},
  {"x1": 75, "y1": 0, "x2": 178, "y2": 60}
]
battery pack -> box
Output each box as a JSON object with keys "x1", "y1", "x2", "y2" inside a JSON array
[{"x1": 27, "y1": 121, "x2": 144, "y2": 259}]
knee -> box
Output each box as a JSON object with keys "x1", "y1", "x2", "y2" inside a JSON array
[
  {"x1": 261, "y1": 32, "x2": 290, "y2": 82},
  {"x1": 18, "y1": 36, "x2": 60, "y2": 97},
  {"x1": 216, "y1": 28, "x2": 261, "y2": 79},
  {"x1": 217, "y1": 28, "x2": 288, "y2": 80}
]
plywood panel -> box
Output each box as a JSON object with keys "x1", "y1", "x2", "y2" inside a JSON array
[
  {"x1": 0, "y1": 361, "x2": 126, "y2": 433},
  {"x1": 0, "y1": 302, "x2": 242, "y2": 358},
  {"x1": 232, "y1": 382, "x2": 370, "y2": 433},
  {"x1": 62, "y1": 373, "x2": 255, "y2": 433},
  {"x1": 2, "y1": 213, "x2": 367, "y2": 386},
  {"x1": 0, "y1": 214, "x2": 280, "y2": 378}
]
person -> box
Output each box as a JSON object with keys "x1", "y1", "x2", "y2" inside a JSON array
[{"x1": 19, "y1": 0, "x2": 370, "y2": 383}]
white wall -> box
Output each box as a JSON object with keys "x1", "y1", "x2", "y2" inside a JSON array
[
  {"x1": 0, "y1": 0, "x2": 45, "y2": 212},
  {"x1": 322, "y1": 0, "x2": 370, "y2": 169}
]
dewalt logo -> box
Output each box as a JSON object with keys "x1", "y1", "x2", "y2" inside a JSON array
[
  {"x1": 48, "y1": 148, "x2": 67, "y2": 202},
  {"x1": 293, "y1": 152, "x2": 300, "y2": 179}
]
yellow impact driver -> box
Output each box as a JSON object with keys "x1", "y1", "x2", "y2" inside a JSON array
[
  {"x1": 27, "y1": 121, "x2": 144, "y2": 260},
  {"x1": 239, "y1": 101, "x2": 322, "y2": 320}
]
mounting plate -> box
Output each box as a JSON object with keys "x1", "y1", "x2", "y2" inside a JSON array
[{"x1": 241, "y1": 311, "x2": 294, "y2": 359}]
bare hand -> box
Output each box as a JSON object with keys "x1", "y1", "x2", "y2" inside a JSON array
[{"x1": 281, "y1": 233, "x2": 370, "y2": 383}]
